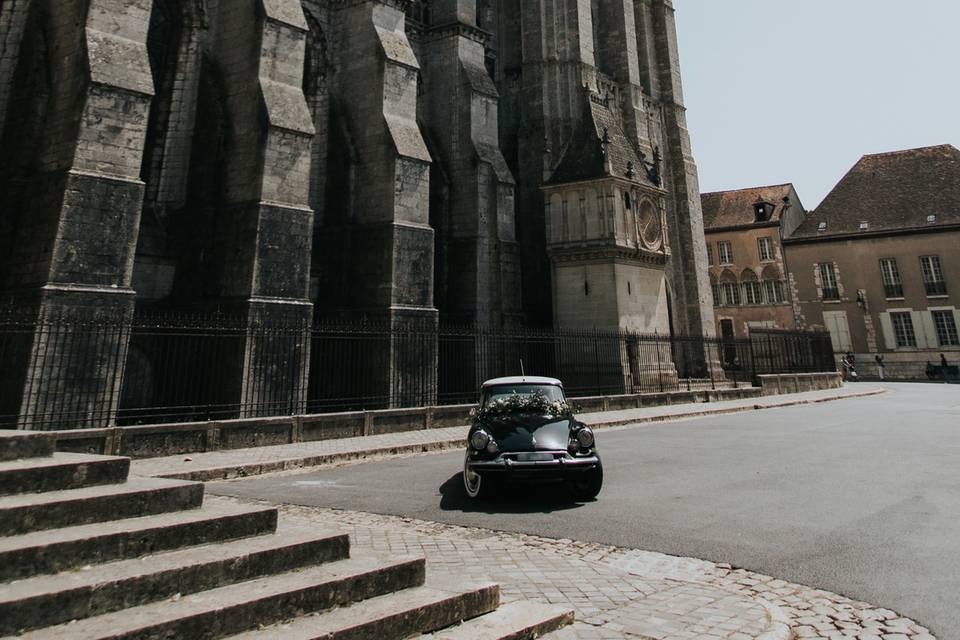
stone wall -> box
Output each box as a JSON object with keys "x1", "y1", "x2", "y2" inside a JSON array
[
  {"x1": 50, "y1": 386, "x2": 764, "y2": 459},
  {"x1": 756, "y1": 372, "x2": 843, "y2": 396},
  {"x1": 0, "y1": 0, "x2": 718, "y2": 429}
]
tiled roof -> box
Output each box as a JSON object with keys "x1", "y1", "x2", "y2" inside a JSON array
[
  {"x1": 701, "y1": 184, "x2": 795, "y2": 230},
  {"x1": 790, "y1": 144, "x2": 960, "y2": 239},
  {"x1": 546, "y1": 93, "x2": 657, "y2": 188}
]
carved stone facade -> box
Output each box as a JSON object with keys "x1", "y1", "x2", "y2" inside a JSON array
[{"x1": 0, "y1": 0, "x2": 715, "y2": 427}]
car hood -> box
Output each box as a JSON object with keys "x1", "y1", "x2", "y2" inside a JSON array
[{"x1": 479, "y1": 415, "x2": 575, "y2": 452}]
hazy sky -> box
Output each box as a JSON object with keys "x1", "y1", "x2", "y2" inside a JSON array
[{"x1": 675, "y1": 0, "x2": 960, "y2": 209}]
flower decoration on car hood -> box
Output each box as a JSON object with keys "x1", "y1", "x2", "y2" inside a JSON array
[{"x1": 477, "y1": 392, "x2": 579, "y2": 419}]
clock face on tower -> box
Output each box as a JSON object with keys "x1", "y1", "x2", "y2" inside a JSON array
[{"x1": 638, "y1": 199, "x2": 663, "y2": 249}]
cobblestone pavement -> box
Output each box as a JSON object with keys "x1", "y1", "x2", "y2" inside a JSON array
[{"x1": 210, "y1": 496, "x2": 935, "y2": 640}]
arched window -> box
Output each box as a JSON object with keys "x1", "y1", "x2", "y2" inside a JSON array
[
  {"x1": 406, "y1": 0, "x2": 431, "y2": 26},
  {"x1": 710, "y1": 274, "x2": 722, "y2": 307},
  {"x1": 719, "y1": 270, "x2": 740, "y2": 306},
  {"x1": 761, "y1": 265, "x2": 785, "y2": 304},
  {"x1": 741, "y1": 269, "x2": 763, "y2": 305}
]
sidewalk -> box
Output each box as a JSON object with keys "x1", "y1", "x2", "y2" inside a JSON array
[
  {"x1": 132, "y1": 386, "x2": 885, "y2": 482},
  {"x1": 206, "y1": 496, "x2": 935, "y2": 640}
]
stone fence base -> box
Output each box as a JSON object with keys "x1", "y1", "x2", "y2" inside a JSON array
[
  {"x1": 49, "y1": 387, "x2": 766, "y2": 459},
  {"x1": 756, "y1": 372, "x2": 843, "y2": 396}
]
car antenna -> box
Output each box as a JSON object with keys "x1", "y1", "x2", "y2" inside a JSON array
[{"x1": 520, "y1": 359, "x2": 525, "y2": 376}]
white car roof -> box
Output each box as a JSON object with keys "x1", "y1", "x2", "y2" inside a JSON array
[{"x1": 481, "y1": 376, "x2": 564, "y2": 389}]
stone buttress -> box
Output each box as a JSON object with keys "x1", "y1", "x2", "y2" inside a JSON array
[
  {"x1": 329, "y1": 0, "x2": 438, "y2": 406},
  {"x1": 0, "y1": 0, "x2": 155, "y2": 428},
  {"x1": 413, "y1": 0, "x2": 521, "y2": 327},
  {"x1": 203, "y1": 0, "x2": 316, "y2": 417}
]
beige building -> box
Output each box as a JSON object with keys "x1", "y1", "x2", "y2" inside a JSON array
[
  {"x1": 702, "y1": 185, "x2": 806, "y2": 342},
  {"x1": 783, "y1": 145, "x2": 960, "y2": 380}
]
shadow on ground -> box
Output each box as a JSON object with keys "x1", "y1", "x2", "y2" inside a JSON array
[{"x1": 438, "y1": 473, "x2": 593, "y2": 515}]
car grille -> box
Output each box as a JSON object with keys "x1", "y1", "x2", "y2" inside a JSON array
[{"x1": 505, "y1": 452, "x2": 562, "y2": 462}]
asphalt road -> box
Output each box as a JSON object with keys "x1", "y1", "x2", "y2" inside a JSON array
[{"x1": 210, "y1": 383, "x2": 960, "y2": 637}]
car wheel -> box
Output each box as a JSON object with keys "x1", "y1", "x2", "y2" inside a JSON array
[
  {"x1": 463, "y1": 453, "x2": 497, "y2": 499},
  {"x1": 571, "y1": 463, "x2": 603, "y2": 500}
]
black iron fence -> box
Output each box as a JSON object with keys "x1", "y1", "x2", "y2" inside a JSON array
[{"x1": 0, "y1": 311, "x2": 835, "y2": 430}]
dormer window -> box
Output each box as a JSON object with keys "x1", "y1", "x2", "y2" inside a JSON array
[
  {"x1": 927, "y1": 215, "x2": 937, "y2": 224},
  {"x1": 818, "y1": 222, "x2": 828, "y2": 232},
  {"x1": 753, "y1": 199, "x2": 774, "y2": 223},
  {"x1": 859, "y1": 221, "x2": 869, "y2": 230}
]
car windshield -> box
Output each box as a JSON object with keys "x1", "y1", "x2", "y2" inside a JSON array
[{"x1": 481, "y1": 384, "x2": 565, "y2": 408}]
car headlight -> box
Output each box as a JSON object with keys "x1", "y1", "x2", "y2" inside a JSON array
[
  {"x1": 576, "y1": 427, "x2": 595, "y2": 449},
  {"x1": 470, "y1": 430, "x2": 491, "y2": 451}
]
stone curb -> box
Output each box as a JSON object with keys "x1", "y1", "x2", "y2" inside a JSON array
[
  {"x1": 149, "y1": 439, "x2": 470, "y2": 482},
  {"x1": 140, "y1": 389, "x2": 884, "y2": 483},
  {"x1": 593, "y1": 387, "x2": 886, "y2": 430}
]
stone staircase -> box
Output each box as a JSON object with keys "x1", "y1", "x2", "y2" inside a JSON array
[{"x1": 0, "y1": 430, "x2": 572, "y2": 639}]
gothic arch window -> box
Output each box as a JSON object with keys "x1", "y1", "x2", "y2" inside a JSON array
[
  {"x1": 761, "y1": 265, "x2": 786, "y2": 304},
  {"x1": 0, "y1": 1, "x2": 53, "y2": 276},
  {"x1": 719, "y1": 269, "x2": 740, "y2": 307},
  {"x1": 142, "y1": 0, "x2": 207, "y2": 218},
  {"x1": 407, "y1": 0, "x2": 431, "y2": 27},
  {"x1": 710, "y1": 273, "x2": 722, "y2": 307},
  {"x1": 477, "y1": 0, "x2": 493, "y2": 30},
  {"x1": 1, "y1": 2, "x2": 51, "y2": 176},
  {"x1": 741, "y1": 269, "x2": 764, "y2": 305},
  {"x1": 303, "y1": 7, "x2": 331, "y2": 217}
]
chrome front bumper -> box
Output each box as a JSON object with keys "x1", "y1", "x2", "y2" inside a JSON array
[{"x1": 468, "y1": 451, "x2": 600, "y2": 476}]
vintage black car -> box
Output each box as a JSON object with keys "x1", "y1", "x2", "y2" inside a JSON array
[{"x1": 463, "y1": 376, "x2": 603, "y2": 500}]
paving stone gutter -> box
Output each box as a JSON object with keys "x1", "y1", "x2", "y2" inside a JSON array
[{"x1": 131, "y1": 387, "x2": 885, "y2": 483}]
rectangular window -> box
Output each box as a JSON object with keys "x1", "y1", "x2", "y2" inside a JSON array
[
  {"x1": 879, "y1": 258, "x2": 903, "y2": 299},
  {"x1": 723, "y1": 282, "x2": 741, "y2": 306},
  {"x1": 718, "y1": 241, "x2": 733, "y2": 265},
  {"x1": 743, "y1": 281, "x2": 764, "y2": 305},
  {"x1": 706, "y1": 244, "x2": 714, "y2": 266},
  {"x1": 764, "y1": 280, "x2": 785, "y2": 304},
  {"x1": 932, "y1": 310, "x2": 960, "y2": 346},
  {"x1": 921, "y1": 255, "x2": 947, "y2": 296},
  {"x1": 891, "y1": 312, "x2": 917, "y2": 348},
  {"x1": 757, "y1": 237, "x2": 774, "y2": 262},
  {"x1": 818, "y1": 263, "x2": 840, "y2": 301}
]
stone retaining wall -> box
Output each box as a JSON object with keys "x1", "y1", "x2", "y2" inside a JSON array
[
  {"x1": 756, "y1": 372, "x2": 843, "y2": 396},
  {"x1": 49, "y1": 387, "x2": 763, "y2": 459}
]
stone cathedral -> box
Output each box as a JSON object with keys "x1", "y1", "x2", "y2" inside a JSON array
[{"x1": 0, "y1": 0, "x2": 717, "y2": 427}]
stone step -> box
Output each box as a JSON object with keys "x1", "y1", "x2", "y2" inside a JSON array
[
  {"x1": 0, "y1": 430, "x2": 54, "y2": 462},
  {"x1": 13, "y1": 555, "x2": 426, "y2": 640},
  {"x1": 0, "y1": 525, "x2": 350, "y2": 634},
  {"x1": 421, "y1": 601, "x2": 575, "y2": 639},
  {"x1": 0, "y1": 501, "x2": 278, "y2": 582},
  {"x1": 0, "y1": 476, "x2": 204, "y2": 536},
  {"x1": 0, "y1": 452, "x2": 130, "y2": 496},
  {"x1": 223, "y1": 578, "x2": 500, "y2": 640}
]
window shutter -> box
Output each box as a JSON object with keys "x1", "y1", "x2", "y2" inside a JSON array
[
  {"x1": 912, "y1": 311, "x2": 932, "y2": 349},
  {"x1": 823, "y1": 311, "x2": 852, "y2": 352},
  {"x1": 879, "y1": 313, "x2": 896, "y2": 350},
  {"x1": 920, "y1": 311, "x2": 938, "y2": 348}
]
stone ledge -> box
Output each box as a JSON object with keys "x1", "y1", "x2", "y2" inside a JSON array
[
  {"x1": 757, "y1": 372, "x2": 842, "y2": 396},
  {"x1": 50, "y1": 387, "x2": 763, "y2": 460}
]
